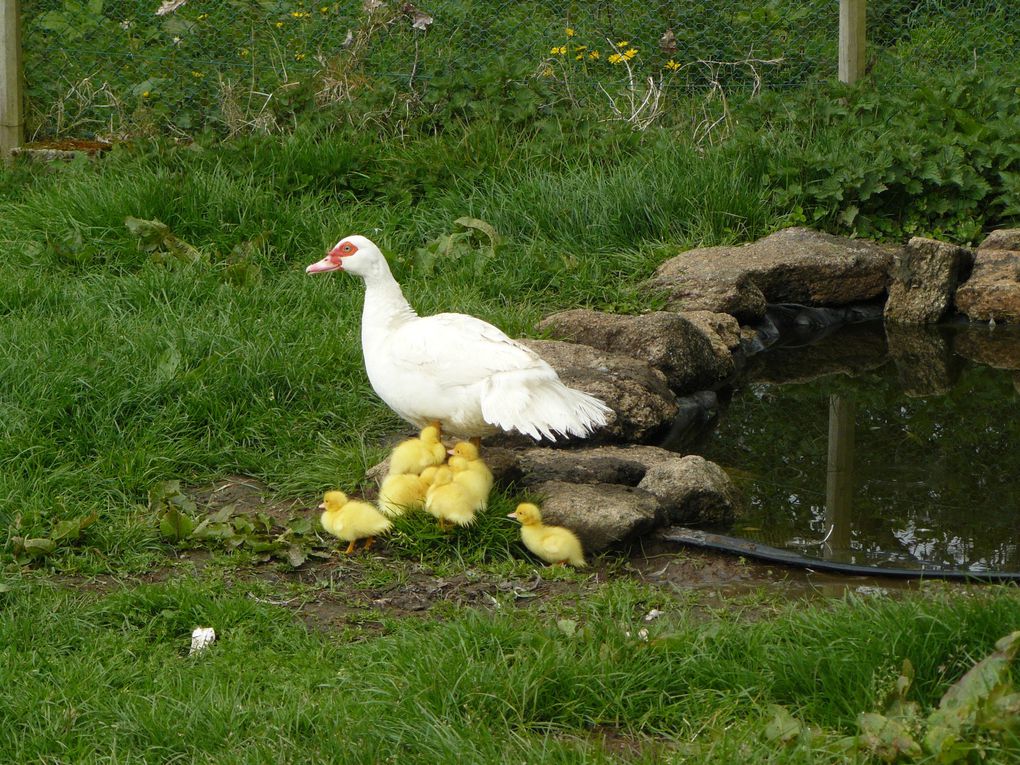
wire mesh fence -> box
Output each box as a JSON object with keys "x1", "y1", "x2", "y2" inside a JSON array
[{"x1": 16, "y1": 0, "x2": 1020, "y2": 140}]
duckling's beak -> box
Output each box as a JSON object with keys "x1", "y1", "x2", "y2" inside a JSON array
[
  {"x1": 447, "y1": 448, "x2": 456, "y2": 456},
  {"x1": 317, "y1": 502, "x2": 326, "y2": 510},
  {"x1": 506, "y1": 512, "x2": 518, "y2": 520}
]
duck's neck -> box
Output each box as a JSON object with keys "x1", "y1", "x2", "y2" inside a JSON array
[{"x1": 360, "y1": 261, "x2": 418, "y2": 347}]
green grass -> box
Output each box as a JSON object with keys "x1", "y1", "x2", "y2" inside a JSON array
[
  {"x1": 0, "y1": 119, "x2": 783, "y2": 569},
  {"x1": 4, "y1": 58, "x2": 1020, "y2": 762},
  {"x1": 2, "y1": 576, "x2": 1019, "y2": 763}
]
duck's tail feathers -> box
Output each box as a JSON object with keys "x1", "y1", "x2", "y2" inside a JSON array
[{"x1": 481, "y1": 370, "x2": 613, "y2": 441}]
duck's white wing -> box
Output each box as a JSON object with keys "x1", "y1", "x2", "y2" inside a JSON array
[
  {"x1": 387, "y1": 313, "x2": 611, "y2": 440},
  {"x1": 388, "y1": 313, "x2": 548, "y2": 382}
]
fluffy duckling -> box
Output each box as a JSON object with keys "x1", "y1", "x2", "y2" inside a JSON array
[
  {"x1": 377, "y1": 466, "x2": 440, "y2": 517},
  {"x1": 424, "y1": 466, "x2": 477, "y2": 530},
  {"x1": 387, "y1": 424, "x2": 446, "y2": 477},
  {"x1": 447, "y1": 441, "x2": 494, "y2": 504},
  {"x1": 507, "y1": 502, "x2": 586, "y2": 567},
  {"x1": 319, "y1": 490, "x2": 393, "y2": 554}
]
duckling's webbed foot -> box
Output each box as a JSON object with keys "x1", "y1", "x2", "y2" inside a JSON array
[{"x1": 344, "y1": 540, "x2": 357, "y2": 554}]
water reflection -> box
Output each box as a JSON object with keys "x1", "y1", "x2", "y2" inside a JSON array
[
  {"x1": 824, "y1": 394, "x2": 854, "y2": 560},
  {"x1": 700, "y1": 318, "x2": 1020, "y2": 574}
]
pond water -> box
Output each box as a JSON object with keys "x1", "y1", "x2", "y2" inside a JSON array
[{"x1": 695, "y1": 311, "x2": 1020, "y2": 575}]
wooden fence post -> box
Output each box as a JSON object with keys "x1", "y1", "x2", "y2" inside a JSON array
[
  {"x1": 839, "y1": 0, "x2": 866, "y2": 84},
  {"x1": 1, "y1": 0, "x2": 23, "y2": 157}
]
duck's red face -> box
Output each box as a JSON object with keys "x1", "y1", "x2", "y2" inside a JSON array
[{"x1": 306, "y1": 239, "x2": 359, "y2": 274}]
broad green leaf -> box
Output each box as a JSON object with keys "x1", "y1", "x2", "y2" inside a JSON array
[
  {"x1": 857, "y1": 712, "x2": 922, "y2": 762},
  {"x1": 453, "y1": 217, "x2": 500, "y2": 247},
  {"x1": 924, "y1": 631, "x2": 1020, "y2": 757},
  {"x1": 764, "y1": 705, "x2": 802, "y2": 745},
  {"x1": 148, "y1": 480, "x2": 181, "y2": 511},
  {"x1": 287, "y1": 516, "x2": 313, "y2": 535},
  {"x1": 556, "y1": 618, "x2": 577, "y2": 637},
  {"x1": 155, "y1": 347, "x2": 182, "y2": 383},
  {"x1": 51, "y1": 514, "x2": 97, "y2": 543},
  {"x1": 159, "y1": 506, "x2": 195, "y2": 541},
  {"x1": 23, "y1": 537, "x2": 58, "y2": 557},
  {"x1": 209, "y1": 504, "x2": 236, "y2": 524}
]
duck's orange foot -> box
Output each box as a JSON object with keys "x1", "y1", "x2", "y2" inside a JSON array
[
  {"x1": 363, "y1": 536, "x2": 376, "y2": 551},
  {"x1": 344, "y1": 540, "x2": 357, "y2": 554}
]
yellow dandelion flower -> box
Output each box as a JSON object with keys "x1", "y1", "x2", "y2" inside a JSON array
[
  {"x1": 239, "y1": 47, "x2": 250, "y2": 57},
  {"x1": 550, "y1": 45, "x2": 566, "y2": 55},
  {"x1": 565, "y1": 27, "x2": 575, "y2": 37},
  {"x1": 291, "y1": 11, "x2": 308, "y2": 18},
  {"x1": 295, "y1": 52, "x2": 306, "y2": 61},
  {"x1": 575, "y1": 53, "x2": 583, "y2": 60},
  {"x1": 588, "y1": 50, "x2": 600, "y2": 60},
  {"x1": 665, "y1": 59, "x2": 680, "y2": 71},
  {"x1": 615, "y1": 40, "x2": 629, "y2": 47},
  {"x1": 608, "y1": 52, "x2": 623, "y2": 64},
  {"x1": 142, "y1": 90, "x2": 150, "y2": 98},
  {"x1": 275, "y1": 20, "x2": 284, "y2": 27},
  {"x1": 191, "y1": 70, "x2": 205, "y2": 78},
  {"x1": 623, "y1": 48, "x2": 638, "y2": 60},
  {"x1": 320, "y1": 5, "x2": 329, "y2": 11},
  {"x1": 541, "y1": 66, "x2": 554, "y2": 77},
  {"x1": 197, "y1": 13, "x2": 208, "y2": 20}
]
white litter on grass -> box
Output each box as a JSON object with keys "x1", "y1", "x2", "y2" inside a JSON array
[
  {"x1": 189, "y1": 627, "x2": 216, "y2": 655},
  {"x1": 643, "y1": 609, "x2": 663, "y2": 622}
]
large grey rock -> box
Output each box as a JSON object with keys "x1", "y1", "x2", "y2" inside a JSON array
[
  {"x1": 885, "y1": 323, "x2": 956, "y2": 397},
  {"x1": 681, "y1": 310, "x2": 743, "y2": 351},
  {"x1": 536, "y1": 309, "x2": 737, "y2": 392},
  {"x1": 527, "y1": 481, "x2": 664, "y2": 552},
  {"x1": 978, "y1": 229, "x2": 1020, "y2": 251},
  {"x1": 637, "y1": 455, "x2": 741, "y2": 525},
  {"x1": 955, "y1": 249, "x2": 1020, "y2": 323},
  {"x1": 648, "y1": 227, "x2": 897, "y2": 321},
  {"x1": 884, "y1": 237, "x2": 971, "y2": 324},
  {"x1": 517, "y1": 445, "x2": 740, "y2": 526},
  {"x1": 522, "y1": 339, "x2": 679, "y2": 443},
  {"x1": 516, "y1": 444, "x2": 684, "y2": 487}
]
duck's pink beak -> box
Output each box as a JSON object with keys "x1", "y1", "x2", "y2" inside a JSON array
[
  {"x1": 306, "y1": 246, "x2": 344, "y2": 274},
  {"x1": 506, "y1": 512, "x2": 518, "y2": 520}
]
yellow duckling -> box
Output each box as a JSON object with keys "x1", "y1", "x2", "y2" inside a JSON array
[
  {"x1": 424, "y1": 466, "x2": 477, "y2": 530},
  {"x1": 377, "y1": 466, "x2": 440, "y2": 517},
  {"x1": 447, "y1": 441, "x2": 494, "y2": 510},
  {"x1": 319, "y1": 490, "x2": 393, "y2": 554},
  {"x1": 507, "y1": 502, "x2": 586, "y2": 567},
  {"x1": 387, "y1": 424, "x2": 446, "y2": 477}
]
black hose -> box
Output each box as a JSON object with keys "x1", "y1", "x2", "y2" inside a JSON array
[{"x1": 656, "y1": 527, "x2": 1020, "y2": 584}]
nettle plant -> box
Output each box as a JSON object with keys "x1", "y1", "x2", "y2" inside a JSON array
[{"x1": 754, "y1": 72, "x2": 1020, "y2": 243}]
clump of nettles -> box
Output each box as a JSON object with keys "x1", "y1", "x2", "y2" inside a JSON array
[{"x1": 765, "y1": 631, "x2": 1020, "y2": 762}]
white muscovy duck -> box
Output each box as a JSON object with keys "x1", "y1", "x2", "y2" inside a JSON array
[{"x1": 306, "y1": 235, "x2": 611, "y2": 440}]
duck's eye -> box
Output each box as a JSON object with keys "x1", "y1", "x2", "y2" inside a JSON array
[{"x1": 342, "y1": 244, "x2": 353, "y2": 253}]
